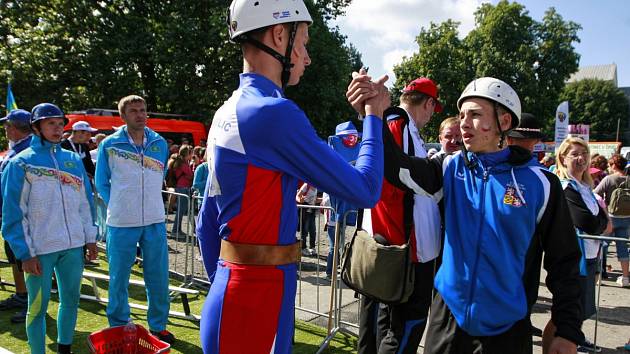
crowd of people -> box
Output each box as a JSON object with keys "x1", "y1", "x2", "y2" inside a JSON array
[{"x1": 1, "y1": 0, "x2": 630, "y2": 353}]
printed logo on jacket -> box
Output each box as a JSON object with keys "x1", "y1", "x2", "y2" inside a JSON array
[
  {"x1": 107, "y1": 147, "x2": 164, "y2": 173},
  {"x1": 23, "y1": 164, "x2": 83, "y2": 191},
  {"x1": 503, "y1": 182, "x2": 526, "y2": 207}
]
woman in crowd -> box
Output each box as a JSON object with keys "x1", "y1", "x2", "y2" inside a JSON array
[
  {"x1": 555, "y1": 137, "x2": 610, "y2": 352},
  {"x1": 171, "y1": 145, "x2": 193, "y2": 235},
  {"x1": 594, "y1": 154, "x2": 630, "y2": 287}
]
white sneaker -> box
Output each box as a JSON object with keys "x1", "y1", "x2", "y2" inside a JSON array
[
  {"x1": 309, "y1": 248, "x2": 317, "y2": 256},
  {"x1": 301, "y1": 249, "x2": 310, "y2": 257},
  {"x1": 616, "y1": 276, "x2": 630, "y2": 287}
]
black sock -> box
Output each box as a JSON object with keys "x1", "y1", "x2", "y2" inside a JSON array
[
  {"x1": 16, "y1": 293, "x2": 27, "y2": 299},
  {"x1": 58, "y1": 343, "x2": 72, "y2": 354}
]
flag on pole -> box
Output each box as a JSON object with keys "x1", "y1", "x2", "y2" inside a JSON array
[{"x1": 6, "y1": 83, "x2": 18, "y2": 115}]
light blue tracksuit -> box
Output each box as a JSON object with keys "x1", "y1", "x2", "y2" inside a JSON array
[
  {"x1": 1, "y1": 135, "x2": 97, "y2": 354},
  {"x1": 95, "y1": 126, "x2": 170, "y2": 331}
]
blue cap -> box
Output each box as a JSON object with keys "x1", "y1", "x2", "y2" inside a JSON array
[
  {"x1": 335, "y1": 121, "x2": 358, "y2": 136},
  {"x1": 0, "y1": 109, "x2": 32, "y2": 124}
]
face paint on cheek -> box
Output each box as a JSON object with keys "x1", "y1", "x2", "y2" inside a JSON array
[{"x1": 480, "y1": 123, "x2": 492, "y2": 133}]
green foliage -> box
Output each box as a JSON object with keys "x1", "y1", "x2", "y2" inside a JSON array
[
  {"x1": 393, "y1": 0, "x2": 581, "y2": 141},
  {"x1": 393, "y1": 20, "x2": 469, "y2": 141},
  {"x1": 0, "y1": 0, "x2": 359, "y2": 140},
  {"x1": 559, "y1": 79, "x2": 630, "y2": 141}
]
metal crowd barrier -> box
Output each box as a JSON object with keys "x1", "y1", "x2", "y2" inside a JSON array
[{"x1": 577, "y1": 233, "x2": 630, "y2": 351}]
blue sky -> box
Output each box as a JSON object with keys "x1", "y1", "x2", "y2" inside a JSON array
[{"x1": 333, "y1": 0, "x2": 630, "y2": 87}]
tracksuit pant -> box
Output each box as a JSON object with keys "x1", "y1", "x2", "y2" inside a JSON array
[
  {"x1": 423, "y1": 293, "x2": 532, "y2": 354},
  {"x1": 200, "y1": 262, "x2": 297, "y2": 354},
  {"x1": 25, "y1": 247, "x2": 84, "y2": 354},
  {"x1": 106, "y1": 223, "x2": 170, "y2": 331},
  {"x1": 358, "y1": 261, "x2": 435, "y2": 354}
]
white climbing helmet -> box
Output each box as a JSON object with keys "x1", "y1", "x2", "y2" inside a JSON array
[
  {"x1": 228, "y1": 0, "x2": 313, "y2": 40},
  {"x1": 457, "y1": 77, "x2": 522, "y2": 129}
]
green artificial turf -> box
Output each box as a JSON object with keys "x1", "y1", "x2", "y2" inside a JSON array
[{"x1": 0, "y1": 243, "x2": 356, "y2": 353}]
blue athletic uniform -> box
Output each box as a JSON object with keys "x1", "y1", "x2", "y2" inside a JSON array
[
  {"x1": 95, "y1": 126, "x2": 170, "y2": 331},
  {"x1": 2, "y1": 135, "x2": 96, "y2": 354},
  {"x1": 196, "y1": 73, "x2": 383, "y2": 353}
]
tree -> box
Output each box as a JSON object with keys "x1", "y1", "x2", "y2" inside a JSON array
[
  {"x1": 559, "y1": 79, "x2": 629, "y2": 142},
  {"x1": 392, "y1": 0, "x2": 581, "y2": 141},
  {"x1": 392, "y1": 20, "x2": 469, "y2": 141},
  {"x1": 0, "y1": 0, "x2": 359, "y2": 150}
]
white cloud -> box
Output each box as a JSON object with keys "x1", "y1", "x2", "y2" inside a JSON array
[{"x1": 333, "y1": 0, "x2": 485, "y2": 85}]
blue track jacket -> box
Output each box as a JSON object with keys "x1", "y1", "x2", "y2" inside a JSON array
[
  {"x1": 95, "y1": 126, "x2": 168, "y2": 227},
  {"x1": 1, "y1": 135, "x2": 97, "y2": 260},
  {"x1": 383, "y1": 136, "x2": 584, "y2": 345}
]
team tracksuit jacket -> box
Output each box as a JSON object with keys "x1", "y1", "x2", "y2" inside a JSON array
[
  {"x1": 1, "y1": 134, "x2": 97, "y2": 353},
  {"x1": 2, "y1": 134, "x2": 97, "y2": 259},
  {"x1": 196, "y1": 73, "x2": 383, "y2": 354},
  {"x1": 95, "y1": 126, "x2": 171, "y2": 331},
  {"x1": 383, "y1": 138, "x2": 584, "y2": 345}
]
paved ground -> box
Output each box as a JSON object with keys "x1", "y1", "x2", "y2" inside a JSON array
[{"x1": 165, "y1": 209, "x2": 630, "y2": 353}]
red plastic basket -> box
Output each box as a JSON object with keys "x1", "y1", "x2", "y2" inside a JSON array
[{"x1": 87, "y1": 324, "x2": 171, "y2": 354}]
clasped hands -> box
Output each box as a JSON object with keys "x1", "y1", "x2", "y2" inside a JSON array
[{"x1": 346, "y1": 68, "x2": 390, "y2": 119}]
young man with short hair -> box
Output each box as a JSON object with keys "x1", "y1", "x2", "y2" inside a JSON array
[
  {"x1": 374, "y1": 77, "x2": 583, "y2": 354},
  {"x1": 196, "y1": 1, "x2": 389, "y2": 352},
  {"x1": 95, "y1": 95, "x2": 174, "y2": 344}
]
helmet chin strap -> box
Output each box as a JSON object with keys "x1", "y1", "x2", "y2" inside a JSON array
[
  {"x1": 238, "y1": 22, "x2": 298, "y2": 91},
  {"x1": 494, "y1": 102, "x2": 506, "y2": 149}
]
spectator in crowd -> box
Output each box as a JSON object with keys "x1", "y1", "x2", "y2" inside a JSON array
[
  {"x1": 169, "y1": 144, "x2": 179, "y2": 155},
  {"x1": 90, "y1": 133, "x2": 107, "y2": 163},
  {"x1": 296, "y1": 183, "x2": 318, "y2": 256},
  {"x1": 594, "y1": 153, "x2": 630, "y2": 287},
  {"x1": 95, "y1": 95, "x2": 174, "y2": 344},
  {"x1": 358, "y1": 77, "x2": 443, "y2": 354},
  {"x1": 192, "y1": 159, "x2": 209, "y2": 197},
  {"x1": 195, "y1": 1, "x2": 387, "y2": 352},
  {"x1": 0, "y1": 109, "x2": 33, "y2": 324},
  {"x1": 2, "y1": 103, "x2": 97, "y2": 354},
  {"x1": 506, "y1": 112, "x2": 544, "y2": 153},
  {"x1": 433, "y1": 116, "x2": 462, "y2": 160},
  {"x1": 590, "y1": 154, "x2": 608, "y2": 187},
  {"x1": 541, "y1": 154, "x2": 556, "y2": 170},
  {"x1": 61, "y1": 120, "x2": 97, "y2": 177},
  {"x1": 373, "y1": 77, "x2": 584, "y2": 354},
  {"x1": 555, "y1": 137, "x2": 610, "y2": 352},
  {"x1": 171, "y1": 145, "x2": 193, "y2": 235},
  {"x1": 191, "y1": 146, "x2": 205, "y2": 172}
]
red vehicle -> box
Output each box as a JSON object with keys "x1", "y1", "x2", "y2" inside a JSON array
[{"x1": 65, "y1": 109, "x2": 208, "y2": 146}]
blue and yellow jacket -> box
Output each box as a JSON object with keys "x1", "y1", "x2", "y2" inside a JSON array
[
  {"x1": 384, "y1": 140, "x2": 584, "y2": 345},
  {"x1": 95, "y1": 126, "x2": 168, "y2": 227},
  {"x1": 1, "y1": 135, "x2": 97, "y2": 260}
]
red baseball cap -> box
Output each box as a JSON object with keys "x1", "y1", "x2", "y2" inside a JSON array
[{"x1": 403, "y1": 77, "x2": 443, "y2": 113}]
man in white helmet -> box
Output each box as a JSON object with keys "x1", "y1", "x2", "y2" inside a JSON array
[
  {"x1": 364, "y1": 77, "x2": 583, "y2": 354},
  {"x1": 196, "y1": 1, "x2": 389, "y2": 353}
]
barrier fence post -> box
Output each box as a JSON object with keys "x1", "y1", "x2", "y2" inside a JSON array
[
  {"x1": 318, "y1": 209, "x2": 358, "y2": 353},
  {"x1": 578, "y1": 233, "x2": 630, "y2": 350}
]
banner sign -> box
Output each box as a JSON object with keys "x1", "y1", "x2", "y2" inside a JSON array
[{"x1": 554, "y1": 101, "x2": 569, "y2": 150}]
